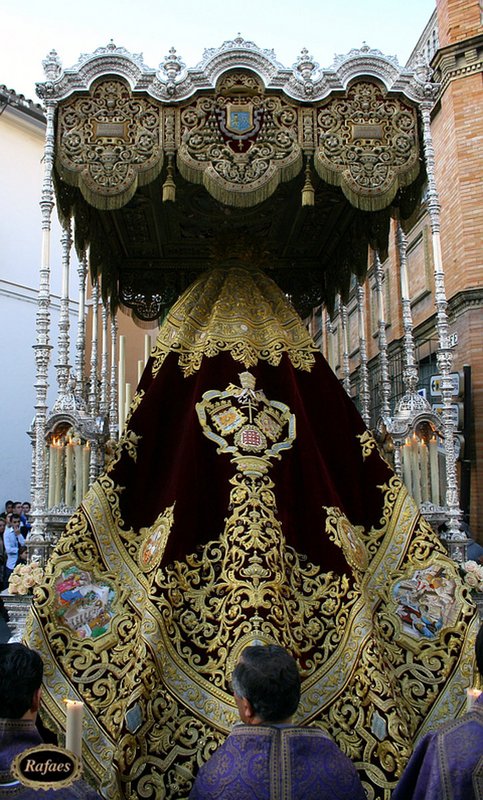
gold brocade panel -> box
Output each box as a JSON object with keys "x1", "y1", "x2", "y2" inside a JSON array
[
  {"x1": 314, "y1": 81, "x2": 420, "y2": 210},
  {"x1": 150, "y1": 268, "x2": 318, "y2": 377},
  {"x1": 54, "y1": 74, "x2": 420, "y2": 213},
  {"x1": 26, "y1": 267, "x2": 477, "y2": 800},
  {"x1": 56, "y1": 79, "x2": 164, "y2": 209},
  {"x1": 27, "y1": 386, "x2": 478, "y2": 800},
  {"x1": 176, "y1": 71, "x2": 303, "y2": 206}
]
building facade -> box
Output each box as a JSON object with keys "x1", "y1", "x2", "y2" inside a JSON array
[
  {"x1": 0, "y1": 88, "x2": 77, "y2": 502},
  {"x1": 315, "y1": 0, "x2": 483, "y2": 539}
]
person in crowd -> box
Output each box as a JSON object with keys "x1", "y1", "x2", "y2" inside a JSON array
[
  {"x1": 0, "y1": 517, "x2": 5, "y2": 578},
  {"x1": 3, "y1": 502, "x2": 13, "y2": 517},
  {"x1": 0, "y1": 643, "x2": 102, "y2": 798},
  {"x1": 393, "y1": 622, "x2": 483, "y2": 799},
  {"x1": 3, "y1": 515, "x2": 26, "y2": 589},
  {"x1": 12, "y1": 503, "x2": 22, "y2": 517},
  {"x1": 189, "y1": 644, "x2": 366, "y2": 800},
  {"x1": 0, "y1": 518, "x2": 6, "y2": 606},
  {"x1": 19, "y1": 503, "x2": 31, "y2": 537}
]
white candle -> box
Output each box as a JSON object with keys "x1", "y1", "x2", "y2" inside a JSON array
[
  {"x1": 82, "y1": 442, "x2": 91, "y2": 494},
  {"x1": 74, "y1": 442, "x2": 83, "y2": 506},
  {"x1": 144, "y1": 334, "x2": 151, "y2": 366},
  {"x1": 48, "y1": 444, "x2": 56, "y2": 508},
  {"x1": 137, "y1": 359, "x2": 144, "y2": 384},
  {"x1": 65, "y1": 441, "x2": 74, "y2": 507},
  {"x1": 411, "y1": 435, "x2": 421, "y2": 505},
  {"x1": 65, "y1": 699, "x2": 84, "y2": 757},
  {"x1": 402, "y1": 441, "x2": 412, "y2": 493},
  {"x1": 429, "y1": 436, "x2": 440, "y2": 506},
  {"x1": 53, "y1": 443, "x2": 62, "y2": 507},
  {"x1": 125, "y1": 383, "x2": 132, "y2": 425},
  {"x1": 118, "y1": 335, "x2": 126, "y2": 433},
  {"x1": 466, "y1": 688, "x2": 481, "y2": 712},
  {"x1": 419, "y1": 440, "x2": 429, "y2": 502}
]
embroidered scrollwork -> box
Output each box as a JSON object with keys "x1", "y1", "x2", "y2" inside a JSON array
[
  {"x1": 177, "y1": 72, "x2": 302, "y2": 206},
  {"x1": 314, "y1": 81, "x2": 419, "y2": 211},
  {"x1": 151, "y1": 267, "x2": 317, "y2": 377},
  {"x1": 106, "y1": 430, "x2": 142, "y2": 473},
  {"x1": 56, "y1": 79, "x2": 163, "y2": 209}
]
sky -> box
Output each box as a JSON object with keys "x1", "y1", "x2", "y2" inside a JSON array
[{"x1": 2, "y1": 0, "x2": 436, "y2": 101}]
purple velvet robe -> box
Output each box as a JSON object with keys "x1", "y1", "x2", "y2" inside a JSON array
[
  {"x1": 189, "y1": 724, "x2": 366, "y2": 800},
  {"x1": 393, "y1": 693, "x2": 483, "y2": 800},
  {"x1": 0, "y1": 718, "x2": 101, "y2": 799}
]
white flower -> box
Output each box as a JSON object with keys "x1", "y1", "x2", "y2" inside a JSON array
[{"x1": 8, "y1": 561, "x2": 44, "y2": 595}]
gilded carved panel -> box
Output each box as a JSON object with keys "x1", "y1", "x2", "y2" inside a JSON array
[
  {"x1": 177, "y1": 72, "x2": 303, "y2": 206},
  {"x1": 56, "y1": 79, "x2": 163, "y2": 209},
  {"x1": 53, "y1": 74, "x2": 422, "y2": 216},
  {"x1": 314, "y1": 81, "x2": 420, "y2": 210}
]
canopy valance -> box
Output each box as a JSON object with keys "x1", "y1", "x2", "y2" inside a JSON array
[{"x1": 40, "y1": 40, "x2": 430, "y2": 319}]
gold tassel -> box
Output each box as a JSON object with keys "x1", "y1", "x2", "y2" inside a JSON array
[
  {"x1": 302, "y1": 158, "x2": 314, "y2": 207},
  {"x1": 162, "y1": 156, "x2": 176, "y2": 203}
]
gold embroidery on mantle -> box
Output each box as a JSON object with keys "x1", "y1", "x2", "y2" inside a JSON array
[
  {"x1": 358, "y1": 429, "x2": 393, "y2": 469},
  {"x1": 156, "y1": 372, "x2": 357, "y2": 693},
  {"x1": 151, "y1": 267, "x2": 317, "y2": 377},
  {"x1": 325, "y1": 508, "x2": 369, "y2": 573},
  {"x1": 26, "y1": 426, "x2": 478, "y2": 799},
  {"x1": 138, "y1": 507, "x2": 174, "y2": 572},
  {"x1": 105, "y1": 429, "x2": 141, "y2": 474},
  {"x1": 314, "y1": 81, "x2": 420, "y2": 211},
  {"x1": 56, "y1": 79, "x2": 163, "y2": 210}
]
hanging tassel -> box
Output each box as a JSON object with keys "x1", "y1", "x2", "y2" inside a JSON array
[
  {"x1": 301, "y1": 157, "x2": 315, "y2": 207},
  {"x1": 162, "y1": 155, "x2": 176, "y2": 203}
]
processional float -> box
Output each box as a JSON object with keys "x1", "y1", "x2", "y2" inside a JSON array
[{"x1": 23, "y1": 38, "x2": 478, "y2": 800}]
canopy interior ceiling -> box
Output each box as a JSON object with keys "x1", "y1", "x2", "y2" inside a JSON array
[{"x1": 44, "y1": 41, "x2": 428, "y2": 321}]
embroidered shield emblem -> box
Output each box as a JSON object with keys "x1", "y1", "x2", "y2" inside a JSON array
[
  {"x1": 226, "y1": 104, "x2": 254, "y2": 135},
  {"x1": 235, "y1": 424, "x2": 267, "y2": 452}
]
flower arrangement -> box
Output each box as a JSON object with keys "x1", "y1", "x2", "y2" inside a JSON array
[
  {"x1": 8, "y1": 561, "x2": 44, "y2": 595},
  {"x1": 461, "y1": 560, "x2": 483, "y2": 593}
]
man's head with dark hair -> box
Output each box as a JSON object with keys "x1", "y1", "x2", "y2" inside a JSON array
[
  {"x1": 0, "y1": 644, "x2": 43, "y2": 719},
  {"x1": 231, "y1": 645, "x2": 300, "y2": 724},
  {"x1": 476, "y1": 623, "x2": 483, "y2": 676},
  {"x1": 9, "y1": 515, "x2": 21, "y2": 534}
]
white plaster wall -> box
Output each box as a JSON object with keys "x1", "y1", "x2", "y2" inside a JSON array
[{"x1": 0, "y1": 104, "x2": 78, "y2": 504}]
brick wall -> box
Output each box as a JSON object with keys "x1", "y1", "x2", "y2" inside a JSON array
[{"x1": 437, "y1": 0, "x2": 482, "y2": 45}]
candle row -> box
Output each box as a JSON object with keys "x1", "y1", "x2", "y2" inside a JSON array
[
  {"x1": 401, "y1": 435, "x2": 440, "y2": 507},
  {"x1": 118, "y1": 333, "x2": 152, "y2": 434},
  {"x1": 47, "y1": 439, "x2": 90, "y2": 509},
  {"x1": 63, "y1": 688, "x2": 481, "y2": 764}
]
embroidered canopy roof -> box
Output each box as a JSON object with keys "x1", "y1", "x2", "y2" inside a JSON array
[{"x1": 38, "y1": 39, "x2": 431, "y2": 320}]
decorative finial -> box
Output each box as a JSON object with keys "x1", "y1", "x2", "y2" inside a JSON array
[
  {"x1": 163, "y1": 47, "x2": 183, "y2": 95},
  {"x1": 296, "y1": 48, "x2": 316, "y2": 79},
  {"x1": 414, "y1": 51, "x2": 433, "y2": 83},
  {"x1": 295, "y1": 48, "x2": 317, "y2": 96},
  {"x1": 42, "y1": 49, "x2": 62, "y2": 81}
]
